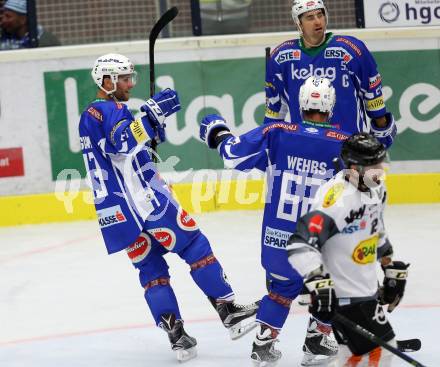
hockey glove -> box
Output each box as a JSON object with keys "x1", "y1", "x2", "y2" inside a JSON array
[
  {"x1": 370, "y1": 112, "x2": 396, "y2": 149},
  {"x1": 200, "y1": 114, "x2": 231, "y2": 149},
  {"x1": 379, "y1": 261, "x2": 409, "y2": 313},
  {"x1": 304, "y1": 274, "x2": 336, "y2": 322},
  {"x1": 140, "y1": 89, "x2": 181, "y2": 144}
]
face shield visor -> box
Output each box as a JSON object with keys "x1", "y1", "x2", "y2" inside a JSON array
[{"x1": 117, "y1": 71, "x2": 138, "y2": 87}]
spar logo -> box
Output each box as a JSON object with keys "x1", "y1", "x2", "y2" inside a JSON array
[
  {"x1": 148, "y1": 227, "x2": 177, "y2": 251},
  {"x1": 264, "y1": 226, "x2": 292, "y2": 249},
  {"x1": 97, "y1": 205, "x2": 127, "y2": 228},
  {"x1": 177, "y1": 208, "x2": 198, "y2": 231},
  {"x1": 126, "y1": 233, "x2": 152, "y2": 264},
  {"x1": 291, "y1": 64, "x2": 336, "y2": 81}
]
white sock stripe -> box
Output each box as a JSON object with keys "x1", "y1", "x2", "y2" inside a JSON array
[{"x1": 217, "y1": 292, "x2": 235, "y2": 302}]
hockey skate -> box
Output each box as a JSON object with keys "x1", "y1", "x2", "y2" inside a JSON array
[
  {"x1": 301, "y1": 317, "x2": 338, "y2": 366},
  {"x1": 209, "y1": 297, "x2": 259, "y2": 340},
  {"x1": 159, "y1": 313, "x2": 197, "y2": 363},
  {"x1": 250, "y1": 324, "x2": 282, "y2": 367}
]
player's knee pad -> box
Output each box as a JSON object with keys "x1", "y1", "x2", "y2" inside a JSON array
[
  {"x1": 189, "y1": 253, "x2": 234, "y2": 300},
  {"x1": 180, "y1": 233, "x2": 234, "y2": 300},
  {"x1": 178, "y1": 231, "x2": 213, "y2": 264},
  {"x1": 143, "y1": 277, "x2": 182, "y2": 325},
  {"x1": 135, "y1": 251, "x2": 170, "y2": 287},
  {"x1": 268, "y1": 273, "x2": 303, "y2": 299},
  {"x1": 255, "y1": 275, "x2": 302, "y2": 329},
  {"x1": 256, "y1": 293, "x2": 291, "y2": 330}
]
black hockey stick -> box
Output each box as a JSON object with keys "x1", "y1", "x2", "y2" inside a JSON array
[
  {"x1": 149, "y1": 6, "x2": 178, "y2": 97},
  {"x1": 397, "y1": 339, "x2": 422, "y2": 353},
  {"x1": 148, "y1": 6, "x2": 179, "y2": 160},
  {"x1": 265, "y1": 47, "x2": 271, "y2": 73},
  {"x1": 333, "y1": 313, "x2": 426, "y2": 367}
]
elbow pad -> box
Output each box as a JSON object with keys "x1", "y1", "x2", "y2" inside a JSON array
[{"x1": 287, "y1": 242, "x2": 322, "y2": 278}]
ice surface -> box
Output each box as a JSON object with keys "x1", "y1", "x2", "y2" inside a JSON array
[{"x1": 1, "y1": 205, "x2": 438, "y2": 366}]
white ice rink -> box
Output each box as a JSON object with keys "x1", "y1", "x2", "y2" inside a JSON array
[{"x1": 1, "y1": 205, "x2": 439, "y2": 367}]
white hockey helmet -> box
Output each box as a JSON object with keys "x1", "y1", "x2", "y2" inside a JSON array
[
  {"x1": 291, "y1": 0, "x2": 328, "y2": 32},
  {"x1": 91, "y1": 53, "x2": 136, "y2": 94},
  {"x1": 299, "y1": 76, "x2": 336, "y2": 118}
]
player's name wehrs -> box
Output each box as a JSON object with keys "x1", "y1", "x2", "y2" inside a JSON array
[{"x1": 287, "y1": 156, "x2": 327, "y2": 174}]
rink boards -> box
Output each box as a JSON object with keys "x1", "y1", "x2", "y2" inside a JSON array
[{"x1": 0, "y1": 27, "x2": 439, "y2": 226}]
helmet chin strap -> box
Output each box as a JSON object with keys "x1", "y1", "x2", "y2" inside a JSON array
[{"x1": 98, "y1": 75, "x2": 118, "y2": 97}]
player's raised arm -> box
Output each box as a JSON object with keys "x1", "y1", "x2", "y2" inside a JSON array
[{"x1": 199, "y1": 114, "x2": 271, "y2": 171}]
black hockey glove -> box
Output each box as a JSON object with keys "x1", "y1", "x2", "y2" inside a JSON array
[
  {"x1": 304, "y1": 274, "x2": 336, "y2": 322},
  {"x1": 379, "y1": 261, "x2": 409, "y2": 313}
]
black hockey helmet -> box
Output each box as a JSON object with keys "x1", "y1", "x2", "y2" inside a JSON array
[{"x1": 341, "y1": 133, "x2": 386, "y2": 168}]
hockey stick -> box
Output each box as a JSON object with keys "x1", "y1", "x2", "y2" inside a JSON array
[
  {"x1": 265, "y1": 47, "x2": 271, "y2": 72},
  {"x1": 148, "y1": 6, "x2": 179, "y2": 160},
  {"x1": 333, "y1": 313, "x2": 426, "y2": 367},
  {"x1": 397, "y1": 339, "x2": 422, "y2": 353}
]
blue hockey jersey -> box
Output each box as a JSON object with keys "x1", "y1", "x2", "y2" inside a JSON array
[
  {"x1": 218, "y1": 121, "x2": 350, "y2": 277},
  {"x1": 79, "y1": 99, "x2": 173, "y2": 254},
  {"x1": 265, "y1": 33, "x2": 387, "y2": 134}
]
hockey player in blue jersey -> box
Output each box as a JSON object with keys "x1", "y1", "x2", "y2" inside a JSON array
[
  {"x1": 200, "y1": 76, "x2": 350, "y2": 366},
  {"x1": 265, "y1": 0, "x2": 396, "y2": 149},
  {"x1": 78, "y1": 53, "x2": 259, "y2": 362}
]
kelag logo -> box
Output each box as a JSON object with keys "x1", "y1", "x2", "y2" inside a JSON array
[{"x1": 379, "y1": 1, "x2": 440, "y2": 24}]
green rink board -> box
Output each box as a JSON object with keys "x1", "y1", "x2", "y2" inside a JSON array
[{"x1": 45, "y1": 49, "x2": 440, "y2": 181}]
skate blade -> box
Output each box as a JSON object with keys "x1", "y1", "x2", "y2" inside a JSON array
[
  {"x1": 301, "y1": 353, "x2": 337, "y2": 366},
  {"x1": 252, "y1": 359, "x2": 279, "y2": 367},
  {"x1": 229, "y1": 320, "x2": 258, "y2": 340},
  {"x1": 176, "y1": 346, "x2": 197, "y2": 363}
]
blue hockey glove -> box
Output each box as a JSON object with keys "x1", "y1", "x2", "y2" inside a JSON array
[
  {"x1": 140, "y1": 88, "x2": 180, "y2": 144},
  {"x1": 141, "y1": 88, "x2": 181, "y2": 123},
  {"x1": 370, "y1": 112, "x2": 396, "y2": 149},
  {"x1": 200, "y1": 114, "x2": 231, "y2": 149}
]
